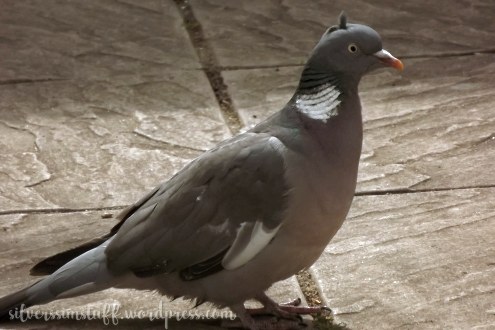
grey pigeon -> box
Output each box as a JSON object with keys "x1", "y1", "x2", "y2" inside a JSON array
[{"x1": 0, "y1": 13, "x2": 403, "y2": 330}]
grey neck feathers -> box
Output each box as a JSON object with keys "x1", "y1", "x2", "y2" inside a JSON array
[{"x1": 295, "y1": 67, "x2": 342, "y2": 123}]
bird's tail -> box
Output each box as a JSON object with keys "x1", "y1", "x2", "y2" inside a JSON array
[
  {"x1": 0, "y1": 243, "x2": 115, "y2": 321},
  {"x1": 0, "y1": 282, "x2": 38, "y2": 321}
]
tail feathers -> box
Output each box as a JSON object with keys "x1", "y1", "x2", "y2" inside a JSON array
[
  {"x1": 30, "y1": 236, "x2": 110, "y2": 276},
  {"x1": 0, "y1": 243, "x2": 115, "y2": 322},
  {"x1": 0, "y1": 281, "x2": 39, "y2": 321}
]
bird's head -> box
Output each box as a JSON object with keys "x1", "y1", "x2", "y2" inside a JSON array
[{"x1": 303, "y1": 12, "x2": 403, "y2": 88}]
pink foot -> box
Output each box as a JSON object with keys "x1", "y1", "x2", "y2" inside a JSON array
[{"x1": 223, "y1": 295, "x2": 331, "y2": 330}]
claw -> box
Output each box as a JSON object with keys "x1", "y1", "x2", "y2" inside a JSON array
[
  {"x1": 321, "y1": 305, "x2": 332, "y2": 313},
  {"x1": 281, "y1": 297, "x2": 302, "y2": 307}
]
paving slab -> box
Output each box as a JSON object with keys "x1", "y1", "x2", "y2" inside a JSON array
[
  {"x1": 0, "y1": 211, "x2": 306, "y2": 329},
  {"x1": 0, "y1": 0, "x2": 199, "y2": 83},
  {"x1": 0, "y1": 0, "x2": 233, "y2": 212},
  {"x1": 223, "y1": 54, "x2": 495, "y2": 192},
  {"x1": 190, "y1": 0, "x2": 495, "y2": 67},
  {"x1": 0, "y1": 73, "x2": 231, "y2": 212},
  {"x1": 310, "y1": 188, "x2": 495, "y2": 329}
]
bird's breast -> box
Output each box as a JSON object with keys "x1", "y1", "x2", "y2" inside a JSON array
[{"x1": 280, "y1": 146, "x2": 359, "y2": 250}]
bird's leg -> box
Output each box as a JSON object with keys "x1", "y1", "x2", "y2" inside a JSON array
[
  {"x1": 249, "y1": 293, "x2": 302, "y2": 320},
  {"x1": 222, "y1": 294, "x2": 328, "y2": 329},
  {"x1": 255, "y1": 292, "x2": 331, "y2": 317},
  {"x1": 224, "y1": 303, "x2": 260, "y2": 330},
  {"x1": 222, "y1": 303, "x2": 306, "y2": 330}
]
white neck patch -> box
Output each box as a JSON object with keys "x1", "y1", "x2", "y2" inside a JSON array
[{"x1": 295, "y1": 83, "x2": 341, "y2": 123}]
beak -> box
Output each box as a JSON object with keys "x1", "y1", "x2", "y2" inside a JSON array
[{"x1": 373, "y1": 49, "x2": 404, "y2": 71}]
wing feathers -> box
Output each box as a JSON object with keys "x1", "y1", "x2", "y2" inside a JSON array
[
  {"x1": 104, "y1": 134, "x2": 290, "y2": 279},
  {"x1": 222, "y1": 221, "x2": 282, "y2": 270}
]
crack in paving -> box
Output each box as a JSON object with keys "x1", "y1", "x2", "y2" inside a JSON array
[
  {"x1": 0, "y1": 205, "x2": 126, "y2": 216},
  {"x1": 400, "y1": 48, "x2": 495, "y2": 59},
  {"x1": 134, "y1": 130, "x2": 207, "y2": 153},
  {"x1": 296, "y1": 270, "x2": 323, "y2": 306},
  {"x1": 172, "y1": 0, "x2": 243, "y2": 135},
  {"x1": 3, "y1": 186, "x2": 492, "y2": 217},
  {"x1": 297, "y1": 270, "x2": 349, "y2": 329},
  {"x1": 0, "y1": 78, "x2": 68, "y2": 85},
  {"x1": 24, "y1": 177, "x2": 51, "y2": 188},
  {"x1": 193, "y1": 49, "x2": 495, "y2": 72},
  {"x1": 355, "y1": 184, "x2": 495, "y2": 197},
  {"x1": 220, "y1": 63, "x2": 304, "y2": 71}
]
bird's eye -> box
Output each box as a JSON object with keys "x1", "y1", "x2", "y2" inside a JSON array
[{"x1": 348, "y1": 43, "x2": 358, "y2": 53}]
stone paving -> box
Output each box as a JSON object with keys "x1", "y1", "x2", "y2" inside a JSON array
[{"x1": 1, "y1": 1, "x2": 494, "y2": 329}]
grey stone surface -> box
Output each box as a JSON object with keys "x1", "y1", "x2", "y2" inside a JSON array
[
  {"x1": 191, "y1": 0, "x2": 495, "y2": 67},
  {"x1": 0, "y1": 211, "x2": 305, "y2": 328},
  {"x1": 223, "y1": 54, "x2": 495, "y2": 192},
  {"x1": 0, "y1": 0, "x2": 234, "y2": 211},
  {"x1": 0, "y1": 73, "x2": 230, "y2": 211},
  {"x1": 311, "y1": 188, "x2": 495, "y2": 329},
  {"x1": 0, "y1": 0, "x2": 200, "y2": 83}
]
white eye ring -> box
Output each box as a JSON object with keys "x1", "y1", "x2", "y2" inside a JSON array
[{"x1": 348, "y1": 43, "x2": 358, "y2": 53}]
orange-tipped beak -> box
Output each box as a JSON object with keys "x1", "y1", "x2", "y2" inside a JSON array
[{"x1": 373, "y1": 49, "x2": 404, "y2": 71}]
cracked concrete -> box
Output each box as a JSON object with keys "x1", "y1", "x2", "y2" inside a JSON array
[
  {"x1": 0, "y1": 73, "x2": 230, "y2": 211},
  {"x1": 312, "y1": 188, "x2": 495, "y2": 329},
  {"x1": 1, "y1": 1, "x2": 494, "y2": 329}
]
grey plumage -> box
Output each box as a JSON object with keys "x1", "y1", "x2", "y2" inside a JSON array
[{"x1": 0, "y1": 13, "x2": 402, "y2": 329}]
